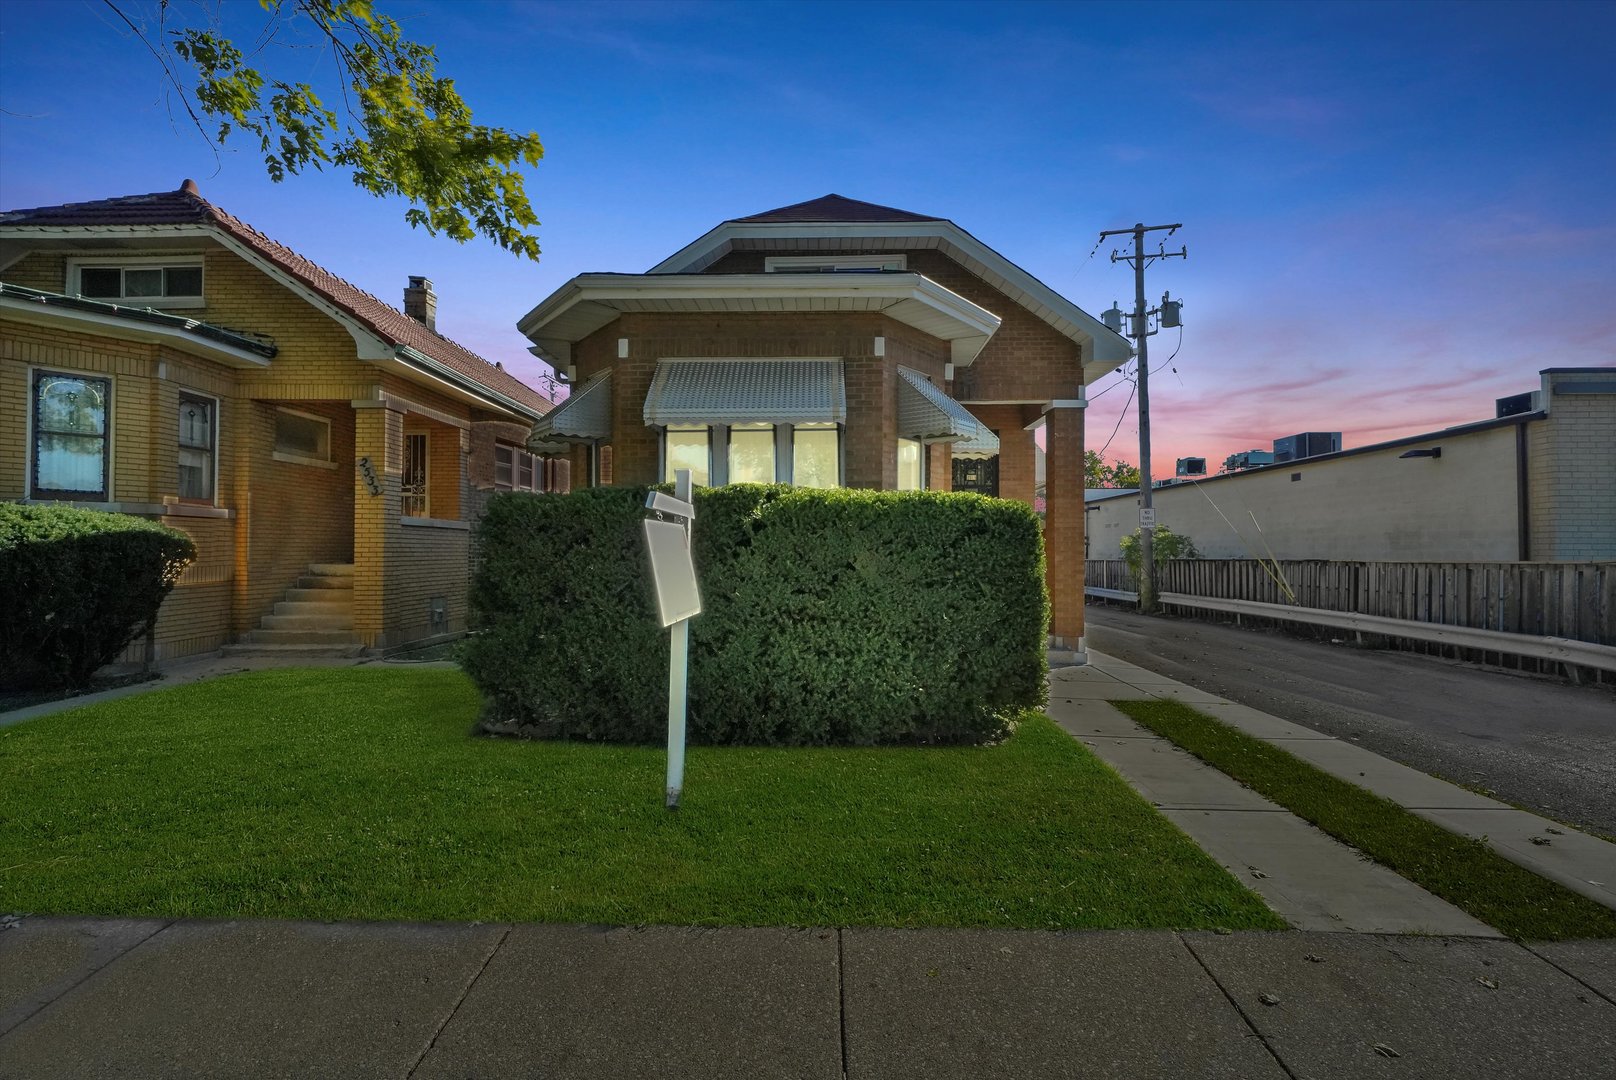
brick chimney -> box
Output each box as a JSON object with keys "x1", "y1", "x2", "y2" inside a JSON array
[{"x1": 403, "y1": 276, "x2": 436, "y2": 330}]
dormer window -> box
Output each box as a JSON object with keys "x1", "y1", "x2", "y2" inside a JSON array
[
  {"x1": 69, "y1": 258, "x2": 204, "y2": 308},
  {"x1": 764, "y1": 255, "x2": 907, "y2": 273}
]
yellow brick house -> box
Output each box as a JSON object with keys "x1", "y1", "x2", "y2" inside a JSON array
[{"x1": 0, "y1": 181, "x2": 554, "y2": 661}]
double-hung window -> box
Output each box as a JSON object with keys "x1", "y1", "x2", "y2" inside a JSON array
[
  {"x1": 177, "y1": 393, "x2": 216, "y2": 502},
  {"x1": 31, "y1": 370, "x2": 110, "y2": 500},
  {"x1": 727, "y1": 423, "x2": 776, "y2": 484},
  {"x1": 791, "y1": 424, "x2": 840, "y2": 488},
  {"x1": 663, "y1": 426, "x2": 711, "y2": 486},
  {"x1": 494, "y1": 444, "x2": 543, "y2": 492}
]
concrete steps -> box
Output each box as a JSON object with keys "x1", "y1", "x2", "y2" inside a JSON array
[{"x1": 223, "y1": 563, "x2": 362, "y2": 657}]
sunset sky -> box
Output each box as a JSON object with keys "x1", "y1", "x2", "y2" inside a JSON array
[{"x1": 2, "y1": 0, "x2": 1611, "y2": 469}]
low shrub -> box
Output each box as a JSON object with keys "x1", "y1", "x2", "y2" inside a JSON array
[
  {"x1": 463, "y1": 485, "x2": 1048, "y2": 745},
  {"x1": 0, "y1": 504, "x2": 196, "y2": 690}
]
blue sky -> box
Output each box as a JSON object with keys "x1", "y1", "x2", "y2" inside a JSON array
[{"x1": 2, "y1": 0, "x2": 1611, "y2": 467}]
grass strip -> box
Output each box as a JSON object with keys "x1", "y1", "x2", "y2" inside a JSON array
[
  {"x1": 0, "y1": 668, "x2": 1283, "y2": 931},
  {"x1": 1112, "y1": 699, "x2": 1616, "y2": 942}
]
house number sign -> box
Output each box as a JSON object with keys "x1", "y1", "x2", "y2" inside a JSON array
[{"x1": 357, "y1": 456, "x2": 381, "y2": 496}]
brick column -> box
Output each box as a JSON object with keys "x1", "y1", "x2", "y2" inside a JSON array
[
  {"x1": 353, "y1": 402, "x2": 402, "y2": 649},
  {"x1": 928, "y1": 443, "x2": 952, "y2": 491},
  {"x1": 844, "y1": 354, "x2": 894, "y2": 489},
  {"x1": 1044, "y1": 402, "x2": 1085, "y2": 655}
]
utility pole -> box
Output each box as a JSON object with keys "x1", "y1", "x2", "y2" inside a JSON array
[{"x1": 1099, "y1": 223, "x2": 1186, "y2": 614}]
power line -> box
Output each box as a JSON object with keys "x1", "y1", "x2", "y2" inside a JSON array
[{"x1": 1096, "y1": 379, "x2": 1138, "y2": 459}]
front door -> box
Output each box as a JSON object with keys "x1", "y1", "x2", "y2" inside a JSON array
[{"x1": 953, "y1": 455, "x2": 999, "y2": 496}]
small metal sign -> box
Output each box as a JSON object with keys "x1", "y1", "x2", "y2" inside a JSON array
[
  {"x1": 644, "y1": 470, "x2": 700, "y2": 810},
  {"x1": 643, "y1": 518, "x2": 701, "y2": 626},
  {"x1": 1138, "y1": 507, "x2": 1157, "y2": 527}
]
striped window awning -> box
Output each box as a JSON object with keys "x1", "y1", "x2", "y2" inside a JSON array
[
  {"x1": 529, "y1": 370, "x2": 611, "y2": 446},
  {"x1": 643, "y1": 359, "x2": 846, "y2": 426},
  {"x1": 950, "y1": 426, "x2": 1001, "y2": 460},
  {"x1": 897, "y1": 366, "x2": 982, "y2": 444}
]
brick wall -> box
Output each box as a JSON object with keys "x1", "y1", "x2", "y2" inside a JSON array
[
  {"x1": 703, "y1": 248, "x2": 1085, "y2": 402},
  {"x1": 575, "y1": 311, "x2": 896, "y2": 487},
  {"x1": 1529, "y1": 372, "x2": 1616, "y2": 560},
  {"x1": 2, "y1": 319, "x2": 249, "y2": 662}
]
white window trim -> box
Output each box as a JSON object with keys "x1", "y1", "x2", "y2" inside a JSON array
[
  {"x1": 176, "y1": 388, "x2": 222, "y2": 506},
  {"x1": 764, "y1": 254, "x2": 907, "y2": 273},
  {"x1": 66, "y1": 255, "x2": 205, "y2": 310},
  {"x1": 273, "y1": 406, "x2": 333, "y2": 467},
  {"x1": 27, "y1": 364, "x2": 114, "y2": 502}
]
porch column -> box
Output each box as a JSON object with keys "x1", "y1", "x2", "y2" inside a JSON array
[
  {"x1": 353, "y1": 400, "x2": 403, "y2": 650},
  {"x1": 1044, "y1": 400, "x2": 1086, "y2": 658}
]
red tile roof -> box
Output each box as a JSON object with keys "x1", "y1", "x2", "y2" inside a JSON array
[
  {"x1": 1, "y1": 181, "x2": 551, "y2": 417},
  {"x1": 732, "y1": 194, "x2": 943, "y2": 224}
]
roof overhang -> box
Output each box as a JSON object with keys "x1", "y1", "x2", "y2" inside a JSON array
[
  {"x1": 0, "y1": 289, "x2": 272, "y2": 369},
  {"x1": 1, "y1": 223, "x2": 543, "y2": 424},
  {"x1": 644, "y1": 220, "x2": 1135, "y2": 384},
  {"x1": 517, "y1": 272, "x2": 1001, "y2": 369}
]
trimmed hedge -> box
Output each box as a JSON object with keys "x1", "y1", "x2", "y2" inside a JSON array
[
  {"x1": 463, "y1": 485, "x2": 1049, "y2": 746},
  {"x1": 0, "y1": 504, "x2": 197, "y2": 691}
]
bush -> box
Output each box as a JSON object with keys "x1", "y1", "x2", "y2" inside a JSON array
[
  {"x1": 0, "y1": 504, "x2": 197, "y2": 691},
  {"x1": 1119, "y1": 524, "x2": 1200, "y2": 579},
  {"x1": 463, "y1": 485, "x2": 1048, "y2": 746}
]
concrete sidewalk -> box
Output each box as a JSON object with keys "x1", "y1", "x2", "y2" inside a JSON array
[
  {"x1": 1056, "y1": 651, "x2": 1616, "y2": 917},
  {"x1": 2, "y1": 916, "x2": 1613, "y2": 1079}
]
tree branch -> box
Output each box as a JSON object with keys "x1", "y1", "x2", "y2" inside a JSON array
[{"x1": 101, "y1": 0, "x2": 220, "y2": 158}]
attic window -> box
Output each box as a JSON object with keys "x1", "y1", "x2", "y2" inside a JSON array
[
  {"x1": 764, "y1": 255, "x2": 907, "y2": 273},
  {"x1": 70, "y1": 258, "x2": 204, "y2": 308}
]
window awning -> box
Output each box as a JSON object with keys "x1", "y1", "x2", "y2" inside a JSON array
[
  {"x1": 529, "y1": 370, "x2": 611, "y2": 446},
  {"x1": 897, "y1": 366, "x2": 983, "y2": 444},
  {"x1": 950, "y1": 426, "x2": 1001, "y2": 460},
  {"x1": 643, "y1": 359, "x2": 846, "y2": 426}
]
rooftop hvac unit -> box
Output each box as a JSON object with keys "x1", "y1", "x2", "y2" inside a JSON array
[
  {"x1": 1496, "y1": 391, "x2": 1540, "y2": 418},
  {"x1": 1222, "y1": 449, "x2": 1275, "y2": 472},
  {"x1": 1175, "y1": 456, "x2": 1206, "y2": 477},
  {"x1": 1273, "y1": 432, "x2": 1342, "y2": 463}
]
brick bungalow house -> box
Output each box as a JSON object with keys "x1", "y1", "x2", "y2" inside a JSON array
[
  {"x1": 0, "y1": 181, "x2": 556, "y2": 661},
  {"x1": 518, "y1": 195, "x2": 1133, "y2": 656}
]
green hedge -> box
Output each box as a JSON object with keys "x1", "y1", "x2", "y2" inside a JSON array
[
  {"x1": 464, "y1": 485, "x2": 1048, "y2": 745},
  {"x1": 0, "y1": 504, "x2": 197, "y2": 691}
]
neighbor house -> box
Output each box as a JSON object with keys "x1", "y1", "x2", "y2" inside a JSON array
[
  {"x1": 517, "y1": 195, "x2": 1133, "y2": 655},
  {"x1": 1, "y1": 180, "x2": 555, "y2": 662}
]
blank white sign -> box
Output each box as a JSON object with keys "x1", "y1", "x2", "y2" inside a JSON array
[{"x1": 643, "y1": 519, "x2": 702, "y2": 627}]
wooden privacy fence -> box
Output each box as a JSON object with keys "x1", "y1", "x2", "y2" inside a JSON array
[{"x1": 1084, "y1": 559, "x2": 1616, "y2": 647}]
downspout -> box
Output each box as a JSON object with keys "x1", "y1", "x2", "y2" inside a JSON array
[{"x1": 1516, "y1": 421, "x2": 1531, "y2": 561}]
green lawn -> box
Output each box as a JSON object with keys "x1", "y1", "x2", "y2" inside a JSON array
[
  {"x1": 1114, "y1": 699, "x2": 1616, "y2": 942},
  {"x1": 0, "y1": 668, "x2": 1282, "y2": 930}
]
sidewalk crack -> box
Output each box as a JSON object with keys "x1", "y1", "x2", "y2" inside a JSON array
[
  {"x1": 1523, "y1": 944, "x2": 1616, "y2": 1007},
  {"x1": 405, "y1": 924, "x2": 511, "y2": 1078},
  {"x1": 1176, "y1": 933, "x2": 1298, "y2": 1080},
  {"x1": 0, "y1": 918, "x2": 174, "y2": 1040}
]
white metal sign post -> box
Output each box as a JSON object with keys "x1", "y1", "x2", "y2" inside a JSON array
[{"x1": 643, "y1": 469, "x2": 700, "y2": 810}]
